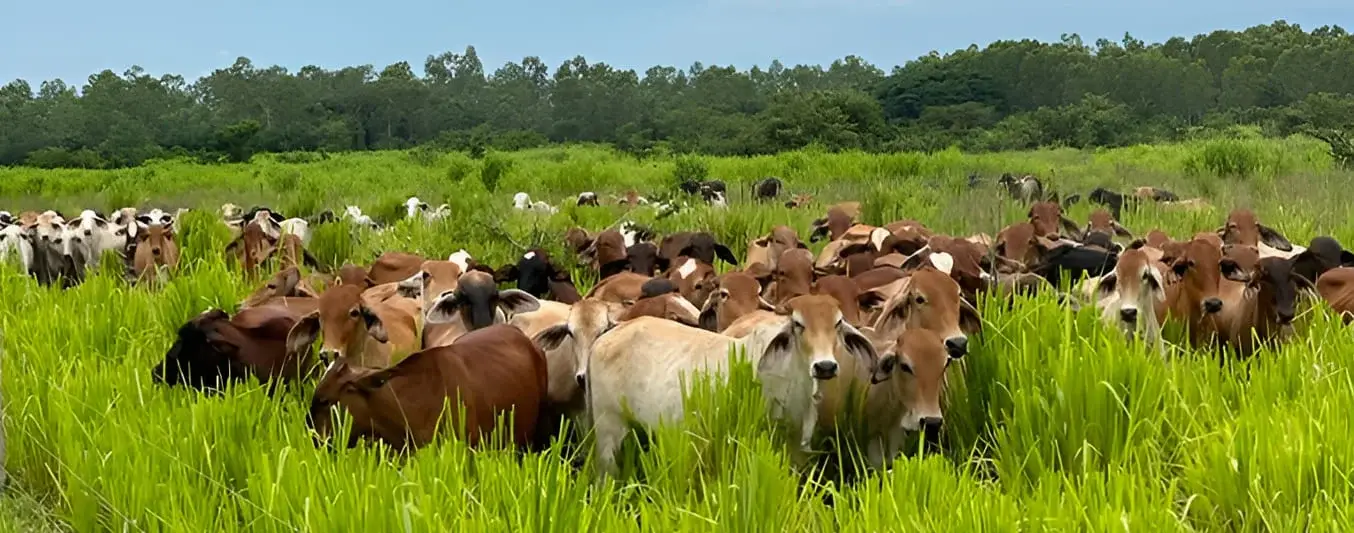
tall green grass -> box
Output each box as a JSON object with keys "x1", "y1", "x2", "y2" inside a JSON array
[{"x1": 3, "y1": 137, "x2": 1354, "y2": 530}]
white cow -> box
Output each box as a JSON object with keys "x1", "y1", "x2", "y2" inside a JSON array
[{"x1": 0, "y1": 224, "x2": 33, "y2": 272}]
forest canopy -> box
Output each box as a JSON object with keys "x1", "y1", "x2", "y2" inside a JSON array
[{"x1": 1, "y1": 20, "x2": 1352, "y2": 168}]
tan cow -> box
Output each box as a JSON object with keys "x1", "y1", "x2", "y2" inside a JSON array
[{"x1": 284, "y1": 283, "x2": 422, "y2": 369}]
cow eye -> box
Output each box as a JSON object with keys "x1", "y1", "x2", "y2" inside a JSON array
[
  {"x1": 899, "y1": 362, "x2": 914, "y2": 374},
  {"x1": 348, "y1": 309, "x2": 360, "y2": 318},
  {"x1": 914, "y1": 295, "x2": 927, "y2": 305},
  {"x1": 266, "y1": 284, "x2": 277, "y2": 290}
]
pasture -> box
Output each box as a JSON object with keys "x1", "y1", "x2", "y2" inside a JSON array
[{"x1": 2, "y1": 135, "x2": 1354, "y2": 531}]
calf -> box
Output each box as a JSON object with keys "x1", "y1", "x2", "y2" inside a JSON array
[
  {"x1": 770, "y1": 248, "x2": 815, "y2": 304},
  {"x1": 225, "y1": 221, "x2": 277, "y2": 274},
  {"x1": 132, "y1": 224, "x2": 180, "y2": 284},
  {"x1": 863, "y1": 328, "x2": 956, "y2": 466},
  {"x1": 665, "y1": 256, "x2": 718, "y2": 308},
  {"x1": 586, "y1": 295, "x2": 882, "y2": 476},
  {"x1": 153, "y1": 307, "x2": 315, "y2": 393},
  {"x1": 307, "y1": 324, "x2": 548, "y2": 452},
  {"x1": 745, "y1": 226, "x2": 805, "y2": 272},
  {"x1": 285, "y1": 283, "x2": 422, "y2": 369},
  {"x1": 1088, "y1": 249, "x2": 1167, "y2": 352},
  {"x1": 1027, "y1": 201, "x2": 1081, "y2": 239},
  {"x1": 0, "y1": 224, "x2": 34, "y2": 273},
  {"x1": 1215, "y1": 254, "x2": 1314, "y2": 358},
  {"x1": 698, "y1": 272, "x2": 775, "y2": 332}
]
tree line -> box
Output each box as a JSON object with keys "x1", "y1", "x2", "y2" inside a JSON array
[{"x1": 1, "y1": 20, "x2": 1352, "y2": 169}]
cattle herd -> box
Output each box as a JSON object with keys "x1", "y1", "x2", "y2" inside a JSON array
[{"x1": 8, "y1": 173, "x2": 1354, "y2": 482}]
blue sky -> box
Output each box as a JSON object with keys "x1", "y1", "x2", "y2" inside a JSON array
[{"x1": 1, "y1": 0, "x2": 1348, "y2": 87}]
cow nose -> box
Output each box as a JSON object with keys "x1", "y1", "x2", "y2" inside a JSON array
[
  {"x1": 1277, "y1": 310, "x2": 1295, "y2": 324},
  {"x1": 1202, "y1": 297, "x2": 1223, "y2": 314},
  {"x1": 317, "y1": 349, "x2": 338, "y2": 363},
  {"x1": 575, "y1": 373, "x2": 587, "y2": 391},
  {"x1": 811, "y1": 360, "x2": 839, "y2": 379},
  {"x1": 944, "y1": 337, "x2": 968, "y2": 358},
  {"x1": 83, "y1": 229, "x2": 92, "y2": 236},
  {"x1": 152, "y1": 247, "x2": 161, "y2": 256},
  {"x1": 41, "y1": 235, "x2": 49, "y2": 241},
  {"x1": 1119, "y1": 307, "x2": 1138, "y2": 323},
  {"x1": 920, "y1": 416, "x2": 944, "y2": 432}
]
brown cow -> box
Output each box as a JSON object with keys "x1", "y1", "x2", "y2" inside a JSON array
[
  {"x1": 242, "y1": 267, "x2": 321, "y2": 308},
  {"x1": 664, "y1": 256, "x2": 718, "y2": 308},
  {"x1": 285, "y1": 283, "x2": 422, "y2": 368},
  {"x1": 306, "y1": 324, "x2": 548, "y2": 452},
  {"x1": 1087, "y1": 248, "x2": 1167, "y2": 352},
  {"x1": 864, "y1": 327, "x2": 956, "y2": 464},
  {"x1": 261, "y1": 233, "x2": 320, "y2": 271},
  {"x1": 657, "y1": 231, "x2": 739, "y2": 271},
  {"x1": 1160, "y1": 238, "x2": 1227, "y2": 348},
  {"x1": 152, "y1": 306, "x2": 317, "y2": 392},
  {"x1": 1316, "y1": 268, "x2": 1354, "y2": 323},
  {"x1": 812, "y1": 275, "x2": 864, "y2": 326},
  {"x1": 1083, "y1": 209, "x2": 1133, "y2": 244},
  {"x1": 133, "y1": 224, "x2": 180, "y2": 283},
  {"x1": 745, "y1": 226, "x2": 805, "y2": 272},
  {"x1": 617, "y1": 293, "x2": 702, "y2": 327},
  {"x1": 698, "y1": 272, "x2": 775, "y2": 332},
  {"x1": 585, "y1": 271, "x2": 651, "y2": 303},
  {"x1": 1218, "y1": 208, "x2": 1292, "y2": 251},
  {"x1": 862, "y1": 266, "x2": 981, "y2": 358},
  {"x1": 809, "y1": 201, "x2": 862, "y2": 243},
  {"x1": 1027, "y1": 201, "x2": 1081, "y2": 239},
  {"x1": 770, "y1": 248, "x2": 815, "y2": 305},
  {"x1": 336, "y1": 264, "x2": 374, "y2": 287},
  {"x1": 225, "y1": 221, "x2": 277, "y2": 273},
  {"x1": 995, "y1": 222, "x2": 1058, "y2": 270},
  {"x1": 367, "y1": 251, "x2": 428, "y2": 285},
  {"x1": 1216, "y1": 254, "x2": 1315, "y2": 358}
]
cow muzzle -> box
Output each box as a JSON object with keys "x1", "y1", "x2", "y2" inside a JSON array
[
  {"x1": 811, "y1": 360, "x2": 838, "y2": 380},
  {"x1": 944, "y1": 336, "x2": 968, "y2": 358},
  {"x1": 1202, "y1": 297, "x2": 1223, "y2": 314},
  {"x1": 920, "y1": 416, "x2": 944, "y2": 446},
  {"x1": 1119, "y1": 307, "x2": 1138, "y2": 324}
]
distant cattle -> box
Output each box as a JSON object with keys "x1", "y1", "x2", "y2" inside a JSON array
[{"x1": 752, "y1": 177, "x2": 783, "y2": 201}]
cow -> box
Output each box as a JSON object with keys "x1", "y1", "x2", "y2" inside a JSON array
[
  {"x1": 862, "y1": 327, "x2": 957, "y2": 466},
  {"x1": 1132, "y1": 187, "x2": 1179, "y2": 202},
  {"x1": 1087, "y1": 187, "x2": 1129, "y2": 220},
  {"x1": 585, "y1": 271, "x2": 652, "y2": 304},
  {"x1": 577, "y1": 192, "x2": 600, "y2": 206},
  {"x1": 752, "y1": 177, "x2": 784, "y2": 201},
  {"x1": 1082, "y1": 209, "x2": 1133, "y2": 245},
  {"x1": 512, "y1": 192, "x2": 558, "y2": 214},
  {"x1": 284, "y1": 283, "x2": 422, "y2": 369},
  {"x1": 153, "y1": 307, "x2": 316, "y2": 393},
  {"x1": 495, "y1": 249, "x2": 581, "y2": 304},
  {"x1": 241, "y1": 267, "x2": 322, "y2": 309},
  {"x1": 746, "y1": 226, "x2": 806, "y2": 273},
  {"x1": 342, "y1": 206, "x2": 379, "y2": 228},
  {"x1": 657, "y1": 231, "x2": 739, "y2": 271},
  {"x1": 404, "y1": 197, "x2": 450, "y2": 222},
  {"x1": 1086, "y1": 249, "x2": 1167, "y2": 353},
  {"x1": 422, "y1": 270, "x2": 543, "y2": 339},
  {"x1": 861, "y1": 264, "x2": 981, "y2": 358},
  {"x1": 698, "y1": 272, "x2": 775, "y2": 332},
  {"x1": 812, "y1": 275, "x2": 865, "y2": 327},
  {"x1": 575, "y1": 230, "x2": 629, "y2": 279},
  {"x1": 586, "y1": 295, "x2": 882, "y2": 477},
  {"x1": 64, "y1": 210, "x2": 120, "y2": 273},
  {"x1": 664, "y1": 256, "x2": 718, "y2": 308},
  {"x1": 1028, "y1": 241, "x2": 1119, "y2": 288},
  {"x1": 617, "y1": 293, "x2": 702, "y2": 327},
  {"x1": 809, "y1": 202, "x2": 862, "y2": 243},
  {"x1": 225, "y1": 221, "x2": 277, "y2": 274},
  {"x1": 769, "y1": 248, "x2": 815, "y2": 305},
  {"x1": 260, "y1": 234, "x2": 321, "y2": 271},
  {"x1": 1218, "y1": 208, "x2": 1293, "y2": 252},
  {"x1": 997, "y1": 174, "x2": 1044, "y2": 203},
  {"x1": 1292, "y1": 236, "x2": 1354, "y2": 284},
  {"x1": 132, "y1": 223, "x2": 180, "y2": 284},
  {"x1": 1027, "y1": 201, "x2": 1081, "y2": 240},
  {"x1": 0, "y1": 224, "x2": 33, "y2": 273},
  {"x1": 1316, "y1": 268, "x2": 1354, "y2": 323},
  {"x1": 366, "y1": 251, "x2": 428, "y2": 285},
  {"x1": 784, "y1": 194, "x2": 814, "y2": 209},
  {"x1": 1215, "y1": 254, "x2": 1316, "y2": 358},
  {"x1": 27, "y1": 211, "x2": 69, "y2": 286},
  {"x1": 306, "y1": 324, "x2": 548, "y2": 452},
  {"x1": 995, "y1": 222, "x2": 1060, "y2": 270},
  {"x1": 279, "y1": 218, "x2": 312, "y2": 247},
  {"x1": 1160, "y1": 237, "x2": 1228, "y2": 348}
]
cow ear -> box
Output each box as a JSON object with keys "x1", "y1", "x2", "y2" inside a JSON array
[
  {"x1": 359, "y1": 306, "x2": 388, "y2": 343},
  {"x1": 1128, "y1": 238, "x2": 1147, "y2": 250},
  {"x1": 959, "y1": 299, "x2": 983, "y2": 335},
  {"x1": 493, "y1": 265, "x2": 518, "y2": 284},
  {"x1": 302, "y1": 249, "x2": 322, "y2": 270},
  {"x1": 533, "y1": 324, "x2": 572, "y2": 351},
  {"x1": 1112, "y1": 222, "x2": 1134, "y2": 238},
  {"x1": 1219, "y1": 259, "x2": 1249, "y2": 283},
  {"x1": 743, "y1": 262, "x2": 772, "y2": 283},
  {"x1": 355, "y1": 369, "x2": 395, "y2": 392},
  {"x1": 714, "y1": 244, "x2": 739, "y2": 265},
  {"x1": 285, "y1": 311, "x2": 322, "y2": 356},
  {"x1": 1341, "y1": 250, "x2": 1354, "y2": 267},
  {"x1": 1096, "y1": 273, "x2": 1119, "y2": 299},
  {"x1": 752, "y1": 236, "x2": 770, "y2": 247},
  {"x1": 396, "y1": 272, "x2": 425, "y2": 299},
  {"x1": 837, "y1": 320, "x2": 879, "y2": 372},
  {"x1": 1257, "y1": 224, "x2": 1293, "y2": 251},
  {"x1": 756, "y1": 326, "x2": 796, "y2": 373},
  {"x1": 425, "y1": 292, "x2": 461, "y2": 324},
  {"x1": 858, "y1": 289, "x2": 887, "y2": 311},
  {"x1": 898, "y1": 250, "x2": 929, "y2": 271},
  {"x1": 1059, "y1": 216, "x2": 1083, "y2": 239},
  {"x1": 498, "y1": 289, "x2": 541, "y2": 314}
]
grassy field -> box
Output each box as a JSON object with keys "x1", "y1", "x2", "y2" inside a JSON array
[{"x1": 2, "y1": 134, "x2": 1354, "y2": 531}]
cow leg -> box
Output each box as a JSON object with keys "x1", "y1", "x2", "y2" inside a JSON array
[{"x1": 590, "y1": 413, "x2": 625, "y2": 481}]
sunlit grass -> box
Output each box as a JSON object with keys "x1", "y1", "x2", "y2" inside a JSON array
[{"x1": 2, "y1": 138, "x2": 1354, "y2": 530}]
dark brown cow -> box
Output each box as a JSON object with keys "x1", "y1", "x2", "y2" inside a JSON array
[
  {"x1": 306, "y1": 324, "x2": 548, "y2": 452},
  {"x1": 746, "y1": 225, "x2": 805, "y2": 272},
  {"x1": 133, "y1": 224, "x2": 180, "y2": 283},
  {"x1": 626, "y1": 242, "x2": 660, "y2": 276},
  {"x1": 153, "y1": 306, "x2": 315, "y2": 392},
  {"x1": 1216, "y1": 254, "x2": 1315, "y2": 357},
  {"x1": 809, "y1": 201, "x2": 861, "y2": 243},
  {"x1": 664, "y1": 255, "x2": 718, "y2": 308},
  {"x1": 1317, "y1": 267, "x2": 1354, "y2": 323},
  {"x1": 657, "y1": 232, "x2": 738, "y2": 271},
  {"x1": 1218, "y1": 208, "x2": 1292, "y2": 251},
  {"x1": 995, "y1": 222, "x2": 1058, "y2": 270}
]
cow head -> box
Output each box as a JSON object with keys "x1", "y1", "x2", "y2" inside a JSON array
[
  {"x1": 286, "y1": 284, "x2": 389, "y2": 365},
  {"x1": 425, "y1": 270, "x2": 541, "y2": 330},
  {"x1": 760, "y1": 295, "x2": 880, "y2": 383}
]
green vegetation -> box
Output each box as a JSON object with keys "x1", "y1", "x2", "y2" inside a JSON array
[
  {"x1": 3, "y1": 21, "x2": 1354, "y2": 170},
  {"x1": 2, "y1": 138, "x2": 1354, "y2": 530}
]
